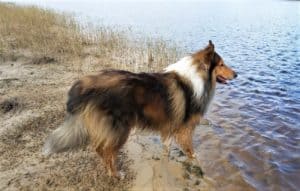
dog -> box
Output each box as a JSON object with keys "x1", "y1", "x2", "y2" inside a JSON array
[{"x1": 43, "y1": 40, "x2": 237, "y2": 178}]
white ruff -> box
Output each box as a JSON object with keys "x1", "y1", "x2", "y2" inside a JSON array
[{"x1": 165, "y1": 56, "x2": 204, "y2": 99}]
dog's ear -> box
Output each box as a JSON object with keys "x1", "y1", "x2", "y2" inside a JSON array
[
  {"x1": 204, "y1": 40, "x2": 215, "y2": 62},
  {"x1": 205, "y1": 40, "x2": 214, "y2": 54}
]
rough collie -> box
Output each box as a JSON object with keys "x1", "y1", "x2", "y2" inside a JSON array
[{"x1": 43, "y1": 41, "x2": 237, "y2": 177}]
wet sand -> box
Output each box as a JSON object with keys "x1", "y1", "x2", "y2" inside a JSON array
[{"x1": 127, "y1": 132, "x2": 215, "y2": 191}]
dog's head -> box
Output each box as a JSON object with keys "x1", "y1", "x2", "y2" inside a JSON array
[{"x1": 192, "y1": 40, "x2": 237, "y2": 84}]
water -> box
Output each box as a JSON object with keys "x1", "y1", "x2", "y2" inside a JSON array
[{"x1": 9, "y1": 0, "x2": 300, "y2": 190}]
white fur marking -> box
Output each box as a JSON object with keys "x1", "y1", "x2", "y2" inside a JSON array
[{"x1": 165, "y1": 56, "x2": 204, "y2": 99}]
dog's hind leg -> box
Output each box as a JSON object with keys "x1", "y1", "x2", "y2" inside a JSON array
[
  {"x1": 102, "y1": 147, "x2": 119, "y2": 177},
  {"x1": 96, "y1": 145, "x2": 105, "y2": 166},
  {"x1": 96, "y1": 144, "x2": 119, "y2": 177},
  {"x1": 174, "y1": 126, "x2": 196, "y2": 159},
  {"x1": 100, "y1": 128, "x2": 131, "y2": 179}
]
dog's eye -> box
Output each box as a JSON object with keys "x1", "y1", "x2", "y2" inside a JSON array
[{"x1": 220, "y1": 63, "x2": 224, "y2": 66}]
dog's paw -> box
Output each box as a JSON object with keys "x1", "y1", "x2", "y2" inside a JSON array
[
  {"x1": 108, "y1": 170, "x2": 125, "y2": 180},
  {"x1": 117, "y1": 171, "x2": 126, "y2": 180}
]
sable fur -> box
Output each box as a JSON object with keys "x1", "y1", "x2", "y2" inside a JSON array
[{"x1": 43, "y1": 40, "x2": 237, "y2": 177}]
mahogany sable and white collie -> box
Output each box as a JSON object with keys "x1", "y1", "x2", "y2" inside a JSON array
[{"x1": 43, "y1": 41, "x2": 237, "y2": 177}]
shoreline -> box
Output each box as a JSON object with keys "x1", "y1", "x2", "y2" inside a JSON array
[{"x1": 127, "y1": 131, "x2": 215, "y2": 191}]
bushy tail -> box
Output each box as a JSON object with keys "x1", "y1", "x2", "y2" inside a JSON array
[{"x1": 42, "y1": 114, "x2": 88, "y2": 155}]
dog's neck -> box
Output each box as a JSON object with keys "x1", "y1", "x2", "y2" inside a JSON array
[
  {"x1": 165, "y1": 56, "x2": 206, "y2": 100},
  {"x1": 165, "y1": 56, "x2": 217, "y2": 116},
  {"x1": 165, "y1": 56, "x2": 217, "y2": 99}
]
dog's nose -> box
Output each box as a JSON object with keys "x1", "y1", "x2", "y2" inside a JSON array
[{"x1": 234, "y1": 72, "x2": 238, "y2": 78}]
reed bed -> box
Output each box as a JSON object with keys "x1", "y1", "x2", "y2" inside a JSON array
[{"x1": 0, "y1": 2, "x2": 182, "y2": 71}]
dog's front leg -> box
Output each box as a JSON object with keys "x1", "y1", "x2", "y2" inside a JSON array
[
  {"x1": 162, "y1": 136, "x2": 172, "y2": 159},
  {"x1": 174, "y1": 125, "x2": 196, "y2": 159}
]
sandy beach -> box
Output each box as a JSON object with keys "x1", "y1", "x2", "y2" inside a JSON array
[
  {"x1": 0, "y1": 4, "x2": 212, "y2": 189},
  {"x1": 0, "y1": 50, "x2": 214, "y2": 190}
]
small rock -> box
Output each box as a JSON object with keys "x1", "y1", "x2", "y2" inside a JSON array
[
  {"x1": 199, "y1": 118, "x2": 210, "y2": 125},
  {"x1": 46, "y1": 178, "x2": 54, "y2": 186},
  {"x1": 194, "y1": 179, "x2": 200, "y2": 185},
  {"x1": 178, "y1": 150, "x2": 185, "y2": 157},
  {"x1": 0, "y1": 97, "x2": 20, "y2": 113},
  {"x1": 183, "y1": 172, "x2": 190, "y2": 180},
  {"x1": 182, "y1": 161, "x2": 192, "y2": 173},
  {"x1": 192, "y1": 165, "x2": 204, "y2": 178},
  {"x1": 31, "y1": 56, "x2": 56, "y2": 65}
]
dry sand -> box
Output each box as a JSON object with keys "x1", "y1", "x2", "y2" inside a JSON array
[{"x1": 0, "y1": 51, "x2": 215, "y2": 191}]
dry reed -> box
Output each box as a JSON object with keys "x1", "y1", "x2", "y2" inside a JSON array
[{"x1": 0, "y1": 2, "x2": 182, "y2": 71}]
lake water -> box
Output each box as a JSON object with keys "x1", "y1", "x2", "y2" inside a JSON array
[{"x1": 10, "y1": 0, "x2": 300, "y2": 190}]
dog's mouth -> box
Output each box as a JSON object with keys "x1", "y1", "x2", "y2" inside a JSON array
[{"x1": 216, "y1": 75, "x2": 228, "y2": 84}]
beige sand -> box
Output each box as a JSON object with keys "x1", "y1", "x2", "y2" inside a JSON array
[{"x1": 0, "y1": 52, "x2": 215, "y2": 191}]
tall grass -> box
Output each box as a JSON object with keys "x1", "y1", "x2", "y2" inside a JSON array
[
  {"x1": 0, "y1": 3, "x2": 83, "y2": 58},
  {"x1": 0, "y1": 2, "x2": 182, "y2": 71}
]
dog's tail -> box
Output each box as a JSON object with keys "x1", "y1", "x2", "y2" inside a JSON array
[{"x1": 42, "y1": 114, "x2": 88, "y2": 155}]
